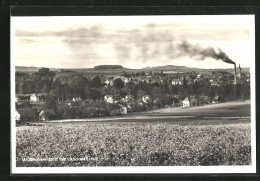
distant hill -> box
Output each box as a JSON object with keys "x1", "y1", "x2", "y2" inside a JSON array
[
  {"x1": 143, "y1": 65, "x2": 197, "y2": 72},
  {"x1": 94, "y1": 65, "x2": 123, "y2": 70},
  {"x1": 15, "y1": 65, "x2": 250, "y2": 75},
  {"x1": 144, "y1": 65, "x2": 187, "y2": 70}
]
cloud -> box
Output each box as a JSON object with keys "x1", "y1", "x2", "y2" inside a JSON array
[
  {"x1": 15, "y1": 20, "x2": 250, "y2": 68},
  {"x1": 15, "y1": 26, "x2": 103, "y2": 38}
]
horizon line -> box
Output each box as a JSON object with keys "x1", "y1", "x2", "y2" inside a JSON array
[{"x1": 15, "y1": 65, "x2": 249, "y2": 70}]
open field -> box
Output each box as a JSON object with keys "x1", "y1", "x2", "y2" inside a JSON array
[{"x1": 16, "y1": 101, "x2": 252, "y2": 167}]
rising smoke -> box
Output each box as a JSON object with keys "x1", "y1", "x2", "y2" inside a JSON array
[
  {"x1": 178, "y1": 40, "x2": 235, "y2": 65},
  {"x1": 115, "y1": 38, "x2": 236, "y2": 66}
]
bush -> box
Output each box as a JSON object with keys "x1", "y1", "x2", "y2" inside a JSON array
[{"x1": 110, "y1": 109, "x2": 122, "y2": 116}]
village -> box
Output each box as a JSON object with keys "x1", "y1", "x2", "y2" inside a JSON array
[{"x1": 15, "y1": 64, "x2": 250, "y2": 122}]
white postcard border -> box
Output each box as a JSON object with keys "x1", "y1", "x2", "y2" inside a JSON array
[{"x1": 10, "y1": 15, "x2": 256, "y2": 174}]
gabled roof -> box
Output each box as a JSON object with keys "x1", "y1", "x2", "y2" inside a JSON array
[
  {"x1": 183, "y1": 97, "x2": 190, "y2": 101},
  {"x1": 39, "y1": 110, "x2": 46, "y2": 116}
]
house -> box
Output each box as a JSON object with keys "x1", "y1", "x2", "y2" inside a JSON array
[
  {"x1": 172, "y1": 79, "x2": 182, "y2": 85},
  {"x1": 39, "y1": 110, "x2": 48, "y2": 121},
  {"x1": 142, "y1": 95, "x2": 151, "y2": 103},
  {"x1": 15, "y1": 110, "x2": 20, "y2": 121},
  {"x1": 30, "y1": 93, "x2": 39, "y2": 102},
  {"x1": 104, "y1": 95, "x2": 113, "y2": 104},
  {"x1": 39, "y1": 109, "x2": 56, "y2": 121},
  {"x1": 182, "y1": 97, "x2": 190, "y2": 107},
  {"x1": 72, "y1": 97, "x2": 82, "y2": 102},
  {"x1": 120, "y1": 105, "x2": 127, "y2": 115}
]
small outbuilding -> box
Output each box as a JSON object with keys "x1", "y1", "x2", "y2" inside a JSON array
[
  {"x1": 39, "y1": 109, "x2": 57, "y2": 121},
  {"x1": 182, "y1": 97, "x2": 190, "y2": 107},
  {"x1": 30, "y1": 93, "x2": 39, "y2": 102},
  {"x1": 39, "y1": 110, "x2": 48, "y2": 121}
]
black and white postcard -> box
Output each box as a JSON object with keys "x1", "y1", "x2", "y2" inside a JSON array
[{"x1": 11, "y1": 15, "x2": 256, "y2": 174}]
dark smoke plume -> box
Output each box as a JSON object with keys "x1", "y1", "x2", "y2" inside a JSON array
[
  {"x1": 114, "y1": 30, "x2": 236, "y2": 65},
  {"x1": 178, "y1": 40, "x2": 235, "y2": 65}
]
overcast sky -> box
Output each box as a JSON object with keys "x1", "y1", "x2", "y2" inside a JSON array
[{"x1": 12, "y1": 15, "x2": 254, "y2": 69}]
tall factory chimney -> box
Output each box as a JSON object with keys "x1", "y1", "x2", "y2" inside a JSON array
[
  {"x1": 238, "y1": 63, "x2": 241, "y2": 79},
  {"x1": 234, "y1": 63, "x2": 237, "y2": 85}
]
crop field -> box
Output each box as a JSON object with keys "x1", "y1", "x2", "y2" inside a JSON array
[{"x1": 16, "y1": 121, "x2": 251, "y2": 167}]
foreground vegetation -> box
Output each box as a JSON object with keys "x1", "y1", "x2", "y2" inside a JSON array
[{"x1": 16, "y1": 122, "x2": 251, "y2": 167}]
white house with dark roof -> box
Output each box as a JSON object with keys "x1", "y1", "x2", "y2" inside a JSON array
[
  {"x1": 30, "y1": 93, "x2": 39, "y2": 102},
  {"x1": 182, "y1": 97, "x2": 190, "y2": 107}
]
